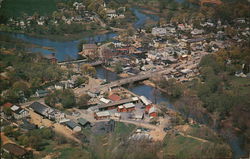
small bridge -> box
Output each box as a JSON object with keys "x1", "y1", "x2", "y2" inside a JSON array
[
  {"x1": 89, "y1": 68, "x2": 173, "y2": 94},
  {"x1": 58, "y1": 60, "x2": 103, "y2": 67}
]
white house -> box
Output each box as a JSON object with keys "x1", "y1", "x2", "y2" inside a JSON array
[
  {"x1": 10, "y1": 105, "x2": 29, "y2": 120},
  {"x1": 152, "y1": 27, "x2": 167, "y2": 36}
]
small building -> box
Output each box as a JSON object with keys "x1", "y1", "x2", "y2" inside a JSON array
[
  {"x1": 94, "y1": 111, "x2": 111, "y2": 120},
  {"x1": 35, "y1": 89, "x2": 49, "y2": 98},
  {"x1": 149, "y1": 106, "x2": 158, "y2": 117},
  {"x1": 106, "y1": 9, "x2": 117, "y2": 18},
  {"x1": 81, "y1": 44, "x2": 98, "y2": 57},
  {"x1": 145, "y1": 105, "x2": 153, "y2": 114},
  {"x1": 77, "y1": 118, "x2": 91, "y2": 128},
  {"x1": 2, "y1": 143, "x2": 32, "y2": 159},
  {"x1": 140, "y1": 96, "x2": 152, "y2": 106},
  {"x1": 100, "y1": 97, "x2": 111, "y2": 104},
  {"x1": 117, "y1": 105, "x2": 125, "y2": 112},
  {"x1": 64, "y1": 120, "x2": 81, "y2": 132},
  {"x1": 134, "y1": 111, "x2": 144, "y2": 120},
  {"x1": 152, "y1": 27, "x2": 167, "y2": 36},
  {"x1": 10, "y1": 105, "x2": 29, "y2": 120},
  {"x1": 20, "y1": 119, "x2": 37, "y2": 131},
  {"x1": 114, "y1": 113, "x2": 121, "y2": 119},
  {"x1": 108, "y1": 94, "x2": 121, "y2": 101},
  {"x1": 2, "y1": 102, "x2": 13, "y2": 108},
  {"x1": 123, "y1": 103, "x2": 135, "y2": 112}
]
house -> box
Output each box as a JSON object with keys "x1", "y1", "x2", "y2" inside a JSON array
[
  {"x1": 64, "y1": 120, "x2": 81, "y2": 132},
  {"x1": 139, "y1": 96, "x2": 152, "y2": 106},
  {"x1": 106, "y1": 9, "x2": 117, "y2": 19},
  {"x1": 178, "y1": 24, "x2": 185, "y2": 30},
  {"x1": 35, "y1": 89, "x2": 49, "y2": 98},
  {"x1": 43, "y1": 53, "x2": 57, "y2": 64},
  {"x1": 100, "y1": 97, "x2": 111, "y2": 104},
  {"x1": 180, "y1": 69, "x2": 192, "y2": 74},
  {"x1": 134, "y1": 111, "x2": 144, "y2": 120},
  {"x1": 191, "y1": 29, "x2": 204, "y2": 35},
  {"x1": 117, "y1": 105, "x2": 125, "y2": 112},
  {"x1": 2, "y1": 143, "x2": 32, "y2": 159},
  {"x1": 94, "y1": 111, "x2": 111, "y2": 120},
  {"x1": 81, "y1": 44, "x2": 98, "y2": 57},
  {"x1": 145, "y1": 105, "x2": 153, "y2": 114},
  {"x1": 152, "y1": 27, "x2": 167, "y2": 36},
  {"x1": 149, "y1": 106, "x2": 158, "y2": 117},
  {"x1": 29, "y1": 102, "x2": 48, "y2": 117},
  {"x1": 112, "y1": 40, "x2": 122, "y2": 48},
  {"x1": 2, "y1": 102, "x2": 13, "y2": 108},
  {"x1": 10, "y1": 105, "x2": 29, "y2": 120},
  {"x1": 108, "y1": 94, "x2": 121, "y2": 101},
  {"x1": 123, "y1": 103, "x2": 135, "y2": 112},
  {"x1": 29, "y1": 102, "x2": 65, "y2": 122},
  {"x1": 20, "y1": 119, "x2": 37, "y2": 131},
  {"x1": 77, "y1": 118, "x2": 91, "y2": 128}
]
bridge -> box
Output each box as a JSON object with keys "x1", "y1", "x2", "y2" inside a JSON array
[
  {"x1": 58, "y1": 60, "x2": 103, "y2": 66},
  {"x1": 88, "y1": 67, "x2": 174, "y2": 94}
]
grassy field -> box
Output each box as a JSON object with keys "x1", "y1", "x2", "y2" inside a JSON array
[
  {"x1": 1, "y1": 0, "x2": 57, "y2": 17},
  {"x1": 163, "y1": 127, "x2": 232, "y2": 159}
]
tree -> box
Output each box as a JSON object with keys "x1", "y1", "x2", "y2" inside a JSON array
[
  {"x1": 3, "y1": 126, "x2": 14, "y2": 137},
  {"x1": 81, "y1": 64, "x2": 96, "y2": 77},
  {"x1": 3, "y1": 107, "x2": 12, "y2": 116},
  {"x1": 75, "y1": 76, "x2": 88, "y2": 87},
  {"x1": 77, "y1": 94, "x2": 90, "y2": 109},
  {"x1": 61, "y1": 89, "x2": 76, "y2": 108},
  {"x1": 114, "y1": 63, "x2": 123, "y2": 73}
]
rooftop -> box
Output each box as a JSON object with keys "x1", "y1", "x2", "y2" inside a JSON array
[{"x1": 2, "y1": 143, "x2": 28, "y2": 157}]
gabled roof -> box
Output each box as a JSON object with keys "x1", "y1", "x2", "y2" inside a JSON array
[
  {"x1": 2, "y1": 143, "x2": 28, "y2": 156},
  {"x1": 77, "y1": 118, "x2": 90, "y2": 126},
  {"x1": 149, "y1": 106, "x2": 157, "y2": 114},
  {"x1": 64, "y1": 120, "x2": 80, "y2": 129},
  {"x1": 96, "y1": 111, "x2": 110, "y2": 117},
  {"x1": 29, "y1": 102, "x2": 48, "y2": 115},
  {"x1": 2, "y1": 102, "x2": 13, "y2": 108},
  {"x1": 124, "y1": 103, "x2": 135, "y2": 109}
]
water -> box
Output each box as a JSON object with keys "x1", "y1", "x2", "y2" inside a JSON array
[
  {"x1": 0, "y1": 32, "x2": 117, "y2": 61},
  {"x1": 131, "y1": 8, "x2": 159, "y2": 29},
  {"x1": 1, "y1": 7, "x2": 246, "y2": 158},
  {"x1": 95, "y1": 66, "x2": 120, "y2": 82}
]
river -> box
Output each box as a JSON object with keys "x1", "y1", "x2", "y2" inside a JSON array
[{"x1": 0, "y1": 7, "x2": 246, "y2": 159}]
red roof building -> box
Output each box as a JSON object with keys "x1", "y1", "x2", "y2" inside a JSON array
[
  {"x1": 2, "y1": 102, "x2": 13, "y2": 108},
  {"x1": 108, "y1": 94, "x2": 121, "y2": 101}
]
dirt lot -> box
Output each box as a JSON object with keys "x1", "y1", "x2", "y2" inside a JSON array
[{"x1": 29, "y1": 110, "x2": 81, "y2": 144}]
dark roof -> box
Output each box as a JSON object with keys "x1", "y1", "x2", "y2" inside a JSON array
[
  {"x1": 65, "y1": 120, "x2": 79, "y2": 129},
  {"x1": 2, "y1": 143, "x2": 28, "y2": 156},
  {"x1": 29, "y1": 102, "x2": 48, "y2": 115},
  {"x1": 36, "y1": 90, "x2": 49, "y2": 97},
  {"x1": 20, "y1": 119, "x2": 37, "y2": 131},
  {"x1": 187, "y1": 38, "x2": 206, "y2": 43},
  {"x1": 77, "y1": 118, "x2": 90, "y2": 126}
]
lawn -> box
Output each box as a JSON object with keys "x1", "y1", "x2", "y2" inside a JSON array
[
  {"x1": 1, "y1": 0, "x2": 57, "y2": 17},
  {"x1": 163, "y1": 133, "x2": 232, "y2": 159}
]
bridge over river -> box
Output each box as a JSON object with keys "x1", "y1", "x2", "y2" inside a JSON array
[{"x1": 88, "y1": 65, "x2": 176, "y2": 94}]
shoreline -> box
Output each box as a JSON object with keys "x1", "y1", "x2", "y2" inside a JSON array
[{"x1": 0, "y1": 29, "x2": 114, "y2": 42}]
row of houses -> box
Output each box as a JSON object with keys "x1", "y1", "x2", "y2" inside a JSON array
[{"x1": 93, "y1": 95, "x2": 158, "y2": 120}]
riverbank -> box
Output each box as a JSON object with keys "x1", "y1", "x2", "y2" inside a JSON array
[{"x1": 0, "y1": 28, "x2": 113, "y2": 42}]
